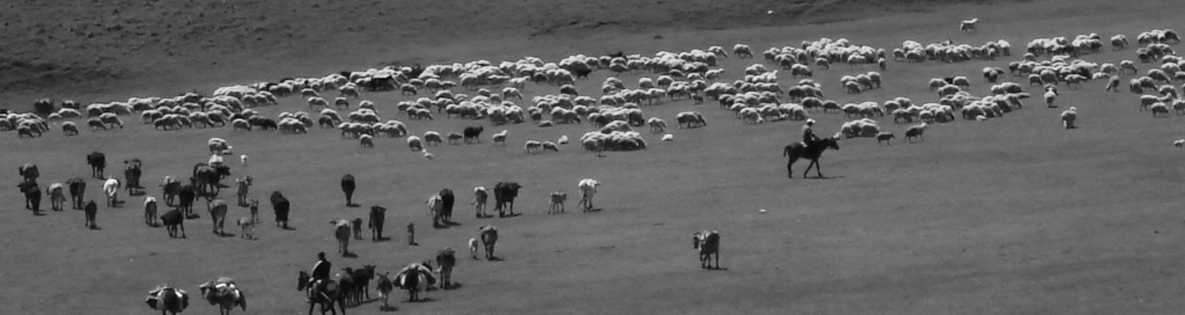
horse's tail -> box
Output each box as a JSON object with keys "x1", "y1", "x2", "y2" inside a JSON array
[{"x1": 782, "y1": 145, "x2": 791, "y2": 157}]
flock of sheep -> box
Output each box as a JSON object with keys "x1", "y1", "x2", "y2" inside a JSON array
[{"x1": 8, "y1": 16, "x2": 1185, "y2": 313}]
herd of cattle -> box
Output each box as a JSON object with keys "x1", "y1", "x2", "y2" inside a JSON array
[{"x1": 9, "y1": 16, "x2": 1183, "y2": 313}]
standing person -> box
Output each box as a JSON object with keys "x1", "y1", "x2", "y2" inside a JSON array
[{"x1": 802, "y1": 119, "x2": 820, "y2": 147}]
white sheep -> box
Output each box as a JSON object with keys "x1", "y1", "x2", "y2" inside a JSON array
[
  {"x1": 423, "y1": 150, "x2": 435, "y2": 160},
  {"x1": 661, "y1": 134, "x2": 674, "y2": 142},
  {"x1": 492, "y1": 130, "x2": 508, "y2": 145},
  {"x1": 905, "y1": 122, "x2": 927, "y2": 142},
  {"x1": 1174, "y1": 139, "x2": 1184, "y2": 148},
  {"x1": 424, "y1": 131, "x2": 443, "y2": 146},
  {"x1": 524, "y1": 140, "x2": 543, "y2": 154},
  {"x1": 239, "y1": 154, "x2": 248, "y2": 166},
  {"x1": 733, "y1": 44, "x2": 753, "y2": 58},
  {"x1": 1060, "y1": 107, "x2": 1077, "y2": 129},
  {"x1": 407, "y1": 136, "x2": 424, "y2": 151},
  {"x1": 960, "y1": 18, "x2": 978, "y2": 32},
  {"x1": 557, "y1": 135, "x2": 569, "y2": 145},
  {"x1": 360, "y1": 134, "x2": 375, "y2": 148},
  {"x1": 1044, "y1": 90, "x2": 1057, "y2": 108},
  {"x1": 647, "y1": 117, "x2": 667, "y2": 133}
]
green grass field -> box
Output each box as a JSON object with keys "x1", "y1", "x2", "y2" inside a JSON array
[{"x1": 4, "y1": 0, "x2": 1185, "y2": 314}]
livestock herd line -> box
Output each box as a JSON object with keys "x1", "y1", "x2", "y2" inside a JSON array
[{"x1": 7, "y1": 19, "x2": 1185, "y2": 314}]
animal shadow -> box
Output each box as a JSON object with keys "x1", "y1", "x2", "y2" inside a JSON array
[
  {"x1": 807, "y1": 175, "x2": 844, "y2": 180},
  {"x1": 380, "y1": 305, "x2": 399, "y2": 312},
  {"x1": 185, "y1": 213, "x2": 201, "y2": 219},
  {"x1": 346, "y1": 203, "x2": 360, "y2": 208},
  {"x1": 32, "y1": 211, "x2": 47, "y2": 216},
  {"x1": 88, "y1": 225, "x2": 102, "y2": 230},
  {"x1": 487, "y1": 256, "x2": 503, "y2": 262},
  {"x1": 443, "y1": 282, "x2": 463, "y2": 290},
  {"x1": 342, "y1": 252, "x2": 358, "y2": 258},
  {"x1": 215, "y1": 231, "x2": 236, "y2": 238},
  {"x1": 583, "y1": 208, "x2": 603, "y2": 213},
  {"x1": 499, "y1": 213, "x2": 522, "y2": 218}
]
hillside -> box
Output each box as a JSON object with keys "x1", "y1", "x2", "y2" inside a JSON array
[{"x1": 1, "y1": 0, "x2": 1011, "y2": 106}]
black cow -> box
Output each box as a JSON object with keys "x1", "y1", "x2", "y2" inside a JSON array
[
  {"x1": 83, "y1": 200, "x2": 97, "y2": 229},
  {"x1": 178, "y1": 181, "x2": 197, "y2": 217},
  {"x1": 248, "y1": 117, "x2": 277, "y2": 130},
  {"x1": 162, "y1": 177, "x2": 181, "y2": 206},
  {"x1": 161, "y1": 209, "x2": 186, "y2": 238},
  {"x1": 87, "y1": 151, "x2": 106, "y2": 179},
  {"x1": 66, "y1": 177, "x2": 86, "y2": 209},
  {"x1": 439, "y1": 188, "x2": 455, "y2": 223},
  {"x1": 493, "y1": 182, "x2": 522, "y2": 217},
  {"x1": 19, "y1": 181, "x2": 41, "y2": 213},
  {"x1": 123, "y1": 159, "x2": 143, "y2": 195},
  {"x1": 270, "y1": 191, "x2": 290, "y2": 229},
  {"x1": 462, "y1": 126, "x2": 484, "y2": 144},
  {"x1": 341, "y1": 174, "x2": 356, "y2": 207},
  {"x1": 369, "y1": 205, "x2": 386, "y2": 241}
]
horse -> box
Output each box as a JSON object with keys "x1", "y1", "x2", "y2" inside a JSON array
[
  {"x1": 345, "y1": 265, "x2": 375, "y2": 305},
  {"x1": 198, "y1": 277, "x2": 246, "y2": 315},
  {"x1": 782, "y1": 136, "x2": 840, "y2": 178},
  {"x1": 17, "y1": 162, "x2": 38, "y2": 183},
  {"x1": 86, "y1": 151, "x2": 106, "y2": 179},
  {"x1": 480, "y1": 225, "x2": 498, "y2": 260},
  {"x1": 340, "y1": 174, "x2": 356, "y2": 207},
  {"x1": 146, "y1": 286, "x2": 189, "y2": 315},
  {"x1": 332, "y1": 219, "x2": 351, "y2": 256},
  {"x1": 208, "y1": 199, "x2": 228, "y2": 235},
  {"x1": 693, "y1": 230, "x2": 721, "y2": 269},
  {"x1": 368, "y1": 206, "x2": 386, "y2": 240},
  {"x1": 66, "y1": 177, "x2": 86, "y2": 209},
  {"x1": 297, "y1": 271, "x2": 346, "y2": 315}
]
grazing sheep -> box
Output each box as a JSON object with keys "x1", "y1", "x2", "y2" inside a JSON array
[
  {"x1": 876, "y1": 131, "x2": 895, "y2": 145},
  {"x1": 960, "y1": 18, "x2": 978, "y2": 32},
  {"x1": 1151, "y1": 102, "x2": 1171, "y2": 117},
  {"x1": 734, "y1": 44, "x2": 753, "y2": 58},
  {"x1": 61, "y1": 121, "x2": 79, "y2": 136},
  {"x1": 407, "y1": 136, "x2": 424, "y2": 151},
  {"x1": 447, "y1": 132, "x2": 464, "y2": 145},
  {"x1": 662, "y1": 134, "x2": 674, "y2": 142},
  {"x1": 1061, "y1": 107, "x2": 1078, "y2": 129},
  {"x1": 1044, "y1": 90, "x2": 1057, "y2": 108},
  {"x1": 557, "y1": 135, "x2": 569, "y2": 145},
  {"x1": 492, "y1": 130, "x2": 508, "y2": 144},
  {"x1": 424, "y1": 131, "x2": 443, "y2": 146},
  {"x1": 422, "y1": 150, "x2": 436, "y2": 160},
  {"x1": 360, "y1": 134, "x2": 375, "y2": 148},
  {"x1": 541, "y1": 141, "x2": 559, "y2": 152},
  {"x1": 524, "y1": 140, "x2": 543, "y2": 154},
  {"x1": 905, "y1": 122, "x2": 927, "y2": 142},
  {"x1": 647, "y1": 117, "x2": 667, "y2": 133},
  {"x1": 1174, "y1": 139, "x2": 1185, "y2": 148}
]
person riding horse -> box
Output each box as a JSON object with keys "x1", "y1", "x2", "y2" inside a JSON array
[
  {"x1": 309, "y1": 252, "x2": 332, "y2": 301},
  {"x1": 802, "y1": 119, "x2": 821, "y2": 148}
]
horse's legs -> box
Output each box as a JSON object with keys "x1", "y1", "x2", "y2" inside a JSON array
[{"x1": 815, "y1": 159, "x2": 824, "y2": 177}]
